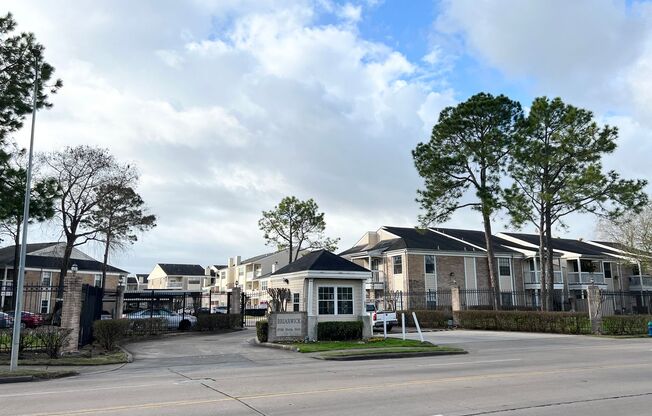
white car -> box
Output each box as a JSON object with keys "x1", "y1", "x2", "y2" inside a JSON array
[{"x1": 127, "y1": 309, "x2": 197, "y2": 330}]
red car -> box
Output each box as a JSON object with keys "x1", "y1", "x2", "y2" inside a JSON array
[{"x1": 8, "y1": 311, "x2": 43, "y2": 328}]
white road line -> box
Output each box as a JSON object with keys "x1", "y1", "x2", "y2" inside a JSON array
[
  {"x1": 417, "y1": 358, "x2": 522, "y2": 367},
  {"x1": 0, "y1": 383, "x2": 172, "y2": 398}
]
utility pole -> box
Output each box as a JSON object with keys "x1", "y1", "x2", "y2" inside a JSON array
[{"x1": 9, "y1": 58, "x2": 39, "y2": 371}]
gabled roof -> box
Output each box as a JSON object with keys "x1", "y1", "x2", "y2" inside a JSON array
[
  {"x1": 272, "y1": 250, "x2": 369, "y2": 275},
  {"x1": 501, "y1": 233, "x2": 613, "y2": 257},
  {"x1": 212, "y1": 264, "x2": 228, "y2": 270},
  {"x1": 241, "y1": 251, "x2": 278, "y2": 264},
  {"x1": 0, "y1": 243, "x2": 128, "y2": 274},
  {"x1": 157, "y1": 263, "x2": 205, "y2": 276},
  {"x1": 433, "y1": 228, "x2": 528, "y2": 254}
]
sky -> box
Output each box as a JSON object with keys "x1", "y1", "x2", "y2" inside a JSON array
[{"x1": 4, "y1": 0, "x2": 652, "y2": 273}]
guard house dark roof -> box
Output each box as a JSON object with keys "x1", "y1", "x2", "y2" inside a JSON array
[
  {"x1": 501, "y1": 233, "x2": 615, "y2": 257},
  {"x1": 272, "y1": 250, "x2": 369, "y2": 275},
  {"x1": 157, "y1": 263, "x2": 205, "y2": 276}
]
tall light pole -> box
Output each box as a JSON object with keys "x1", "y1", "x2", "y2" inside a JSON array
[{"x1": 9, "y1": 58, "x2": 39, "y2": 372}]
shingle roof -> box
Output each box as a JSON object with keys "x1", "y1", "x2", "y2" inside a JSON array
[
  {"x1": 501, "y1": 233, "x2": 613, "y2": 257},
  {"x1": 272, "y1": 250, "x2": 369, "y2": 275},
  {"x1": 0, "y1": 243, "x2": 128, "y2": 274},
  {"x1": 433, "y1": 228, "x2": 527, "y2": 254},
  {"x1": 0, "y1": 242, "x2": 60, "y2": 264},
  {"x1": 157, "y1": 263, "x2": 205, "y2": 276}
]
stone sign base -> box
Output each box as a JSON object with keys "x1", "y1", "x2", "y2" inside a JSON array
[{"x1": 268, "y1": 312, "x2": 308, "y2": 343}]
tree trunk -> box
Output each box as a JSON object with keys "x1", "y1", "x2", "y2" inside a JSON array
[
  {"x1": 56, "y1": 237, "x2": 75, "y2": 300},
  {"x1": 101, "y1": 237, "x2": 109, "y2": 292},
  {"x1": 482, "y1": 211, "x2": 500, "y2": 310},
  {"x1": 538, "y1": 218, "x2": 548, "y2": 311},
  {"x1": 545, "y1": 206, "x2": 555, "y2": 311}
]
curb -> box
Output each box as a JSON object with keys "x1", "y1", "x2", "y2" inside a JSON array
[
  {"x1": 249, "y1": 338, "x2": 298, "y2": 351},
  {"x1": 316, "y1": 350, "x2": 468, "y2": 361},
  {"x1": 117, "y1": 345, "x2": 134, "y2": 363},
  {"x1": 0, "y1": 375, "x2": 35, "y2": 384}
]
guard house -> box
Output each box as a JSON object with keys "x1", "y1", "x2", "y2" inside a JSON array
[{"x1": 268, "y1": 249, "x2": 372, "y2": 340}]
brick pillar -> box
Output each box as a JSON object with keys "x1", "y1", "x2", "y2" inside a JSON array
[
  {"x1": 114, "y1": 284, "x2": 125, "y2": 319},
  {"x1": 587, "y1": 284, "x2": 603, "y2": 335},
  {"x1": 230, "y1": 287, "x2": 241, "y2": 314},
  {"x1": 61, "y1": 273, "x2": 83, "y2": 354},
  {"x1": 451, "y1": 285, "x2": 461, "y2": 327}
]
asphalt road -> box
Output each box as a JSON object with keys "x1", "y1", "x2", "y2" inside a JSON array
[{"x1": 1, "y1": 329, "x2": 651, "y2": 416}]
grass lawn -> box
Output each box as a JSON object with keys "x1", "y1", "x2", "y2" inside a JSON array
[
  {"x1": 292, "y1": 337, "x2": 462, "y2": 353},
  {"x1": 0, "y1": 369, "x2": 78, "y2": 380},
  {"x1": 0, "y1": 351, "x2": 128, "y2": 366}
]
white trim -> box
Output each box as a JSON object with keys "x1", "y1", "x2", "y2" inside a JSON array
[
  {"x1": 269, "y1": 270, "x2": 370, "y2": 281},
  {"x1": 430, "y1": 229, "x2": 487, "y2": 252}
]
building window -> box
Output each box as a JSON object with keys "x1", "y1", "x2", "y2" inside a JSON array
[
  {"x1": 318, "y1": 287, "x2": 335, "y2": 314},
  {"x1": 498, "y1": 258, "x2": 511, "y2": 277},
  {"x1": 293, "y1": 293, "x2": 300, "y2": 312},
  {"x1": 40, "y1": 299, "x2": 50, "y2": 314},
  {"x1": 337, "y1": 287, "x2": 353, "y2": 314},
  {"x1": 188, "y1": 279, "x2": 200, "y2": 285},
  {"x1": 261, "y1": 280, "x2": 268, "y2": 291},
  {"x1": 425, "y1": 255, "x2": 435, "y2": 274},
  {"x1": 238, "y1": 267, "x2": 244, "y2": 278},
  {"x1": 604, "y1": 262, "x2": 612, "y2": 279},
  {"x1": 94, "y1": 274, "x2": 102, "y2": 287},
  {"x1": 393, "y1": 256, "x2": 402, "y2": 274},
  {"x1": 41, "y1": 271, "x2": 52, "y2": 287},
  {"x1": 255, "y1": 265, "x2": 262, "y2": 277}
]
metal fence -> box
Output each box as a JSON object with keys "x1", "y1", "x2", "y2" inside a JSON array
[{"x1": 600, "y1": 291, "x2": 652, "y2": 316}]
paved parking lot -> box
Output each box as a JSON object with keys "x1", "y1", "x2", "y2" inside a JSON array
[{"x1": 1, "y1": 329, "x2": 651, "y2": 416}]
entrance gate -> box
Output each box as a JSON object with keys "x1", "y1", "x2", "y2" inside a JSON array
[{"x1": 79, "y1": 284, "x2": 103, "y2": 347}]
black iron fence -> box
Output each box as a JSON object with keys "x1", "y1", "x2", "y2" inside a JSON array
[
  {"x1": 373, "y1": 290, "x2": 453, "y2": 311},
  {"x1": 600, "y1": 291, "x2": 652, "y2": 316}
]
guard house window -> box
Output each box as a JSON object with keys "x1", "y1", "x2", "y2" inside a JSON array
[
  {"x1": 498, "y1": 258, "x2": 511, "y2": 277},
  {"x1": 393, "y1": 256, "x2": 403, "y2": 274},
  {"x1": 293, "y1": 293, "x2": 300, "y2": 312},
  {"x1": 318, "y1": 287, "x2": 335, "y2": 314},
  {"x1": 337, "y1": 287, "x2": 353, "y2": 314},
  {"x1": 261, "y1": 280, "x2": 268, "y2": 291},
  {"x1": 425, "y1": 255, "x2": 435, "y2": 274}
]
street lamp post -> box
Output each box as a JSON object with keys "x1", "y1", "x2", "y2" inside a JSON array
[{"x1": 9, "y1": 59, "x2": 39, "y2": 372}]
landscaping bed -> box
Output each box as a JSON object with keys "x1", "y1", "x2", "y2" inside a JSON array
[
  {"x1": 290, "y1": 337, "x2": 465, "y2": 360},
  {"x1": 0, "y1": 350, "x2": 128, "y2": 366},
  {"x1": 0, "y1": 369, "x2": 78, "y2": 382}
]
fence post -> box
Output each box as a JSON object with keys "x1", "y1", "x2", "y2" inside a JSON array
[
  {"x1": 587, "y1": 282, "x2": 603, "y2": 335},
  {"x1": 451, "y1": 285, "x2": 461, "y2": 327},
  {"x1": 114, "y1": 283, "x2": 124, "y2": 319},
  {"x1": 61, "y1": 274, "x2": 83, "y2": 354}
]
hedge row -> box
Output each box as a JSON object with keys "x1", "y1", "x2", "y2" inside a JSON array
[
  {"x1": 317, "y1": 321, "x2": 363, "y2": 341},
  {"x1": 402, "y1": 310, "x2": 452, "y2": 329},
  {"x1": 454, "y1": 310, "x2": 591, "y2": 334},
  {"x1": 602, "y1": 315, "x2": 652, "y2": 335},
  {"x1": 256, "y1": 320, "x2": 268, "y2": 342},
  {"x1": 195, "y1": 314, "x2": 242, "y2": 331}
]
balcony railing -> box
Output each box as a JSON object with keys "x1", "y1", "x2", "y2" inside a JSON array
[
  {"x1": 524, "y1": 271, "x2": 563, "y2": 284},
  {"x1": 628, "y1": 275, "x2": 652, "y2": 288},
  {"x1": 167, "y1": 281, "x2": 184, "y2": 289},
  {"x1": 567, "y1": 272, "x2": 605, "y2": 285}
]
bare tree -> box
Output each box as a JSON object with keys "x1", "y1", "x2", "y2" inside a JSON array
[
  {"x1": 41, "y1": 146, "x2": 131, "y2": 303},
  {"x1": 598, "y1": 202, "x2": 652, "y2": 271}
]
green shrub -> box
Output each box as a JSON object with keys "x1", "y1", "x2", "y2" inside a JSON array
[
  {"x1": 402, "y1": 310, "x2": 452, "y2": 329},
  {"x1": 35, "y1": 326, "x2": 73, "y2": 358},
  {"x1": 602, "y1": 315, "x2": 652, "y2": 335},
  {"x1": 0, "y1": 329, "x2": 38, "y2": 356},
  {"x1": 317, "y1": 321, "x2": 363, "y2": 341},
  {"x1": 93, "y1": 319, "x2": 130, "y2": 351},
  {"x1": 127, "y1": 318, "x2": 167, "y2": 336},
  {"x1": 256, "y1": 320, "x2": 268, "y2": 342},
  {"x1": 196, "y1": 314, "x2": 242, "y2": 331},
  {"x1": 454, "y1": 310, "x2": 591, "y2": 334}
]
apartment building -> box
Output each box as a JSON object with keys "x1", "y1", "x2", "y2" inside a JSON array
[{"x1": 146, "y1": 263, "x2": 207, "y2": 291}]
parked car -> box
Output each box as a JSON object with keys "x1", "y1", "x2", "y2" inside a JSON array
[
  {"x1": 214, "y1": 306, "x2": 228, "y2": 314},
  {"x1": 7, "y1": 311, "x2": 43, "y2": 328},
  {"x1": 126, "y1": 308, "x2": 197, "y2": 330},
  {"x1": 0, "y1": 312, "x2": 13, "y2": 329},
  {"x1": 366, "y1": 303, "x2": 398, "y2": 331}
]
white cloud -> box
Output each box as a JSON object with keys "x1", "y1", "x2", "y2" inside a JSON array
[{"x1": 5, "y1": 0, "x2": 451, "y2": 272}]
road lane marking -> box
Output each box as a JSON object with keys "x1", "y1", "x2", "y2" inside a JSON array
[
  {"x1": 417, "y1": 358, "x2": 522, "y2": 367},
  {"x1": 0, "y1": 383, "x2": 172, "y2": 399},
  {"x1": 13, "y1": 361, "x2": 652, "y2": 416}
]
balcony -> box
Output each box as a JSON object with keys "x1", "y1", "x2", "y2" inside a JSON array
[
  {"x1": 167, "y1": 281, "x2": 184, "y2": 289},
  {"x1": 567, "y1": 272, "x2": 606, "y2": 286},
  {"x1": 524, "y1": 271, "x2": 563, "y2": 289},
  {"x1": 365, "y1": 270, "x2": 385, "y2": 290},
  {"x1": 628, "y1": 275, "x2": 652, "y2": 290}
]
